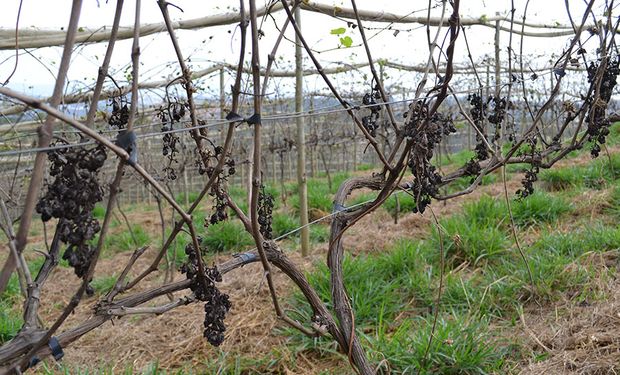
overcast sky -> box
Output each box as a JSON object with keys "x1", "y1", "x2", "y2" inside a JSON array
[{"x1": 0, "y1": 0, "x2": 604, "y2": 106}]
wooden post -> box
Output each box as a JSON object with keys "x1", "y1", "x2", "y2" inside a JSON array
[
  {"x1": 309, "y1": 96, "x2": 317, "y2": 177},
  {"x1": 494, "y1": 15, "x2": 501, "y2": 98},
  {"x1": 295, "y1": 6, "x2": 310, "y2": 256},
  {"x1": 182, "y1": 167, "x2": 189, "y2": 207},
  {"x1": 219, "y1": 68, "x2": 226, "y2": 144},
  {"x1": 272, "y1": 150, "x2": 277, "y2": 185}
]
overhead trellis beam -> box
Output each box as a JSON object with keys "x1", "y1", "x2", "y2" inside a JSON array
[
  {"x1": 0, "y1": 1, "x2": 584, "y2": 50},
  {"x1": 0, "y1": 59, "x2": 585, "y2": 117}
]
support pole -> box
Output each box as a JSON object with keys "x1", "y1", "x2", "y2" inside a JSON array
[
  {"x1": 293, "y1": 11, "x2": 310, "y2": 255},
  {"x1": 219, "y1": 68, "x2": 226, "y2": 144},
  {"x1": 494, "y1": 15, "x2": 501, "y2": 98},
  {"x1": 295, "y1": 7, "x2": 310, "y2": 257}
]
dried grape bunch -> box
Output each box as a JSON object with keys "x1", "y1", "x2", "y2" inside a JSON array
[
  {"x1": 403, "y1": 100, "x2": 428, "y2": 137},
  {"x1": 107, "y1": 96, "x2": 129, "y2": 129},
  {"x1": 404, "y1": 101, "x2": 456, "y2": 213},
  {"x1": 180, "y1": 241, "x2": 231, "y2": 346},
  {"x1": 487, "y1": 96, "x2": 507, "y2": 142},
  {"x1": 467, "y1": 93, "x2": 489, "y2": 161},
  {"x1": 158, "y1": 100, "x2": 188, "y2": 180},
  {"x1": 516, "y1": 137, "x2": 541, "y2": 199},
  {"x1": 463, "y1": 159, "x2": 482, "y2": 177},
  {"x1": 36, "y1": 144, "x2": 107, "y2": 279},
  {"x1": 209, "y1": 186, "x2": 228, "y2": 225},
  {"x1": 361, "y1": 84, "x2": 382, "y2": 137},
  {"x1": 585, "y1": 57, "x2": 619, "y2": 157},
  {"x1": 199, "y1": 144, "x2": 237, "y2": 179},
  {"x1": 258, "y1": 185, "x2": 274, "y2": 239}
]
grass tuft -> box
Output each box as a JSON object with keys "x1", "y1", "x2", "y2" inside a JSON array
[{"x1": 203, "y1": 221, "x2": 254, "y2": 252}]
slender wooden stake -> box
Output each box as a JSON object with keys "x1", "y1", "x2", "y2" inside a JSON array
[
  {"x1": 219, "y1": 67, "x2": 226, "y2": 144},
  {"x1": 294, "y1": 6, "x2": 310, "y2": 257},
  {"x1": 494, "y1": 14, "x2": 501, "y2": 98}
]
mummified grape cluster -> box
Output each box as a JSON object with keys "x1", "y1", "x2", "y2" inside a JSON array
[
  {"x1": 180, "y1": 240, "x2": 231, "y2": 346},
  {"x1": 467, "y1": 93, "x2": 489, "y2": 161},
  {"x1": 361, "y1": 85, "x2": 382, "y2": 137},
  {"x1": 198, "y1": 144, "x2": 236, "y2": 178},
  {"x1": 516, "y1": 138, "x2": 541, "y2": 199},
  {"x1": 487, "y1": 96, "x2": 508, "y2": 142},
  {"x1": 209, "y1": 186, "x2": 228, "y2": 225},
  {"x1": 585, "y1": 57, "x2": 619, "y2": 157},
  {"x1": 158, "y1": 100, "x2": 188, "y2": 180},
  {"x1": 36, "y1": 144, "x2": 107, "y2": 278},
  {"x1": 463, "y1": 93, "x2": 509, "y2": 182},
  {"x1": 404, "y1": 100, "x2": 456, "y2": 213},
  {"x1": 108, "y1": 96, "x2": 129, "y2": 129},
  {"x1": 258, "y1": 185, "x2": 274, "y2": 239}
]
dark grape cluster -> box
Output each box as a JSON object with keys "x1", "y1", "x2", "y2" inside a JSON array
[
  {"x1": 198, "y1": 144, "x2": 236, "y2": 179},
  {"x1": 361, "y1": 85, "x2": 382, "y2": 137},
  {"x1": 258, "y1": 185, "x2": 274, "y2": 239},
  {"x1": 180, "y1": 240, "x2": 231, "y2": 347},
  {"x1": 403, "y1": 100, "x2": 427, "y2": 137},
  {"x1": 404, "y1": 101, "x2": 456, "y2": 213},
  {"x1": 516, "y1": 138, "x2": 541, "y2": 199},
  {"x1": 158, "y1": 101, "x2": 188, "y2": 180},
  {"x1": 585, "y1": 57, "x2": 619, "y2": 157},
  {"x1": 36, "y1": 144, "x2": 107, "y2": 280},
  {"x1": 488, "y1": 96, "x2": 509, "y2": 142},
  {"x1": 209, "y1": 187, "x2": 228, "y2": 225},
  {"x1": 467, "y1": 93, "x2": 489, "y2": 161},
  {"x1": 464, "y1": 159, "x2": 482, "y2": 177},
  {"x1": 108, "y1": 96, "x2": 129, "y2": 129}
]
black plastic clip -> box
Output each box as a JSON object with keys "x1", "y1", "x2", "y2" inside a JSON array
[
  {"x1": 28, "y1": 336, "x2": 64, "y2": 369},
  {"x1": 49, "y1": 336, "x2": 64, "y2": 361},
  {"x1": 246, "y1": 113, "x2": 261, "y2": 125},
  {"x1": 115, "y1": 130, "x2": 138, "y2": 166},
  {"x1": 226, "y1": 111, "x2": 244, "y2": 122}
]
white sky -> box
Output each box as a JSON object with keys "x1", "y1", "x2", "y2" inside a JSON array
[{"x1": 0, "y1": 0, "x2": 604, "y2": 105}]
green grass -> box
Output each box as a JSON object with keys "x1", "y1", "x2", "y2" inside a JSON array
[
  {"x1": 432, "y1": 213, "x2": 510, "y2": 266},
  {"x1": 367, "y1": 314, "x2": 505, "y2": 374},
  {"x1": 356, "y1": 163, "x2": 375, "y2": 171},
  {"x1": 505, "y1": 163, "x2": 530, "y2": 173},
  {"x1": 540, "y1": 152, "x2": 620, "y2": 191},
  {"x1": 510, "y1": 192, "x2": 572, "y2": 226},
  {"x1": 92, "y1": 204, "x2": 106, "y2": 219},
  {"x1": 284, "y1": 239, "x2": 517, "y2": 373},
  {"x1": 539, "y1": 168, "x2": 582, "y2": 191},
  {"x1": 444, "y1": 174, "x2": 498, "y2": 195},
  {"x1": 103, "y1": 225, "x2": 151, "y2": 254},
  {"x1": 289, "y1": 183, "x2": 333, "y2": 214},
  {"x1": 0, "y1": 276, "x2": 22, "y2": 344},
  {"x1": 604, "y1": 184, "x2": 620, "y2": 219},
  {"x1": 282, "y1": 177, "x2": 620, "y2": 373},
  {"x1": 272, "y1": 213, "x2": 299, "y2": 238},
  {"x1": 532, "y1": 225, "x2": 620, "y2": 256},
  {"x1": 606, "y1": 121, "x2": 620, "y2": 145},
  {"x1": 436, "y1": 149, "x2": 476, "y2": 167},
  {"x1": 91, "y1": 274, "x2": 117, "y2": 295},
  {"x1": 165, "y1": 235, "x2": 190, "y2": 269},
  {"x1": 203, "y1": 220, "x2": 254, "y2": 252},
  {"x1": 348, "y1": 192, "x2": 378, "y2": 207},
  {"x1": 383, "y1": 193, "x2": 417, "y2": 218},
  {"x1": 0, "y1": 301, "x2": 22, "y2": 344},
  {"x1": 310, "y1": 224, "x2": 330, "y2": 243}
]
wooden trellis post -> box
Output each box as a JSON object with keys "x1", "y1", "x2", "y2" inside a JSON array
[{"x1": 295, "y1": 6, "x2": 310, "y2": 256}]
